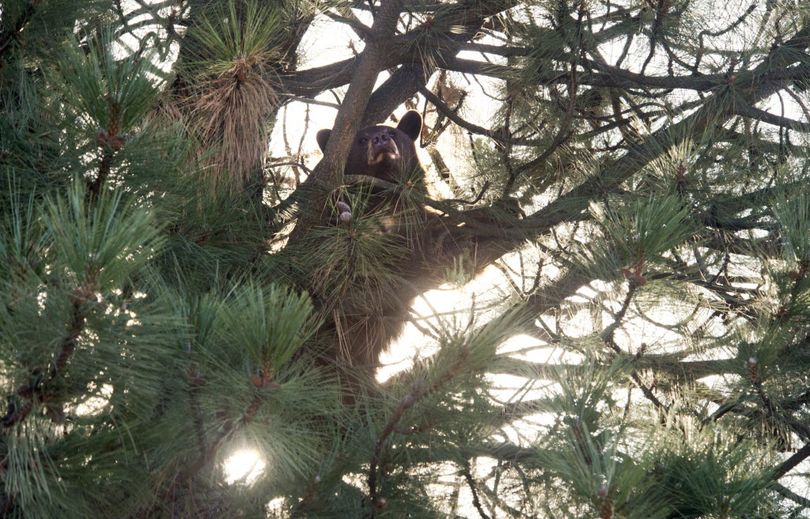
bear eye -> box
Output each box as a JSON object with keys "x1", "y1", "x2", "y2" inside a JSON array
[
  {"x1": 388, "y1": 130, "x2": 396, "y2": 137},
  {"x1": 359, "y1": 137, "x2": 368, "y2": 144}
]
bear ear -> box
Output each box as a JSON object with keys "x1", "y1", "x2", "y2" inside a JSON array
[
  {"x1": 316, "y1": 129, "x2": 332, "y2": 152},
  {"x1": 397, "y1": 111, "x2": 422, "y2": 141}
]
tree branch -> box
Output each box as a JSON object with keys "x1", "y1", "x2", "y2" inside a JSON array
[
  {"x1": 772, "y1": 441, "x2": 810, "y2": 480},
  {"x1": 420, "y1": 86, "x2": 539, "y2": 146},
  {"x1": 2, "y1": 281, "x2": 94, "y2": 427},
  {"x1": 733, "y1": 103, "x2": 810, "y2": 132},
  {"x1": 462, "y1": 460, "x2": 491, "y2": 519},
  {"x1": 310, "y1": 1, "x2": 405, "y2": 189}
]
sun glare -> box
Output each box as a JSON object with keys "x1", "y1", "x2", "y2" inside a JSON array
[
  {"x1": 74, "y1": 383, "x2": 114, "y2": 416},
  {"x1": 223, "y1": 449, "x2": 266, "y2": 485}
]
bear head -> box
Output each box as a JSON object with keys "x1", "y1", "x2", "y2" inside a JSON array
[{"x1": 316, "y1": 111, "x2": 423, "y2": 185}]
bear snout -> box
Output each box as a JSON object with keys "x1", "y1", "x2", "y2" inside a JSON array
[{"x1": 366, "y1": 136, "x2": 400, "y2": 166}]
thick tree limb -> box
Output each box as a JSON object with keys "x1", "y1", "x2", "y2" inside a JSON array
[
  {"x1": 362, "y1": 63, "x2": 432, "y2": 126},
  {"x1": 733, "y1": 103, "x2": 810, "y2": 132},
  {"x1": 772, "y1": 441, "x2": 810, "y2": 480},
  {"x1": 301, "y1": 1, "x2": 405, "y2": 199}
]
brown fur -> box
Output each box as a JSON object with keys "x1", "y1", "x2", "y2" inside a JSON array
[
  {"x1": 314, "y1": 112, "x2": 427, "y2": 379},
  {"x1": 316, "y1": 111, "x2": 423, "y2": 185}
]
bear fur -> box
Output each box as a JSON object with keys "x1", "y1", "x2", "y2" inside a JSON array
[
  {"x1": 311, "y1": 111, "x2": 428, "y2": 380},
  {"x1": 316, "y1": 110, "x2": 424, "y2": 186}
]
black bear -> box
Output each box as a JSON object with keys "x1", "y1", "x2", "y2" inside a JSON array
[
  {"x1": 316, "y1": 110, "x2": 425, "y2": 188},
  {"x1": 311, "y1": 111, "x2": 428, "y2": 380}
]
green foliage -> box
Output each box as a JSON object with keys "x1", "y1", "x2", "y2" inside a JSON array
[
  {"x1": 540, "y1": 425, "x2": 671, "y2": 519},
  {"x1": 597, "y1": 194, "x2": 696, "y2": 265},
  {"x1": 54, "y1": 34, "x2": 158, "y2": 136},
  {"x1": 175, "y1": 0, "x2": 288, "y2": 191},
  {"x1": 772, "y1": 191, "x2": 810, "y2": 263},
  {"x1": 217, "y1": 283, "x2": 319, "y2": 369},
  {"x1": 649, "y1": 429, "x2": 778, "y2": 518},
  {"x1": 44, "y1": 181, "x2": 164, "y2": 287},
  {"x1": 282, "y1": 195, "x2": 411, "y2": 318},
  {"x1": 183, "y1": 0, "x2": 284, "y2": 77},
  {"x1": 579, "y1": 193, "x2": 697, "y2": 283},
  {"x1": 0, "y1": 184, "x2": 182, "y2": 517}
]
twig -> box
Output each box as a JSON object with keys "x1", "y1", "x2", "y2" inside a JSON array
[
  {"x1": 279, "y1": 94, "x2": 341, "y2": 109},
  {"x1": 600, "y1": 281, "x2": 638, "y2": 344},
  {"x1": 2, "y1": 281, "x2": 93, "y2": 427},
  {"x1": 367, "y1": 333, "x2": 474, "y2": 512},
  {"x1": 368, "y1": 391, "x2": 418, "y2": 509},
  {"x1": 773, "y1": 482, "x2": 810, "y2": 508},
  {"x1": 267, "y1": 161, "x2": 315, "y2": 177},
  {"x1": 419, "y1": 86, "x2": 539, "y2": 147},
  {"x1": 186, "y1": 367, "x2": 208, "y2": 455},
  {"x1": 462, "y1": 460, "x2": 491, "y2": 519},
  {"x1": 325, "y1": 10, "x2": 372, "y2": 39},
  {"x1": 598, "y1": 281, "x2": 669, "y2": 414},
  {"x1": 177, "y1": 391, "x2": 267, "y2": 486},
  {"x1": 88, "y1": 148, "x2": 115, "y2": 202}
]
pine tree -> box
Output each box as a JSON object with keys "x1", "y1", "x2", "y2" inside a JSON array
[{"x1": 1, "y1": 0, "x2": 809, "y2": 517}]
